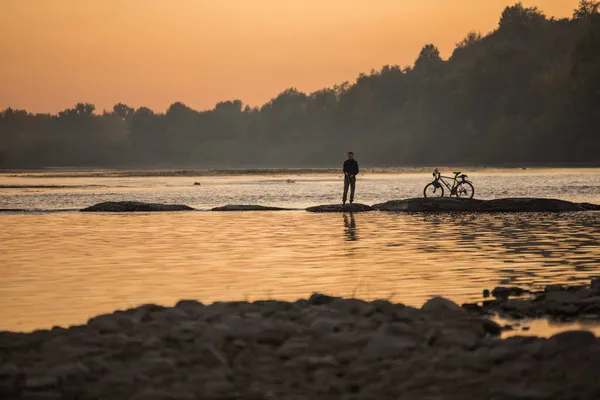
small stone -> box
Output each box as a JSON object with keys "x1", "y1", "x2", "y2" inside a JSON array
[
  {"x1": 549, "y1": 330, "x2": 597, "y2": 347},
  {"x1": 25, "y1": 375, "x2": 58, "y2": 390},
  {"x1": 284, "y1": 355, "x2": 338, "y2": 368},
  {"x1": 434, "y1": 328, "x2": 481, "y2": 349},
  {"x1": 308, "y1": 293, "x2": 339, "y2": 306},
  {"x1": 421, "y1": 297, "x2": 463, "y2": 314},
  {"x1": 544, "y1": 291, "x2": 578, "y2": 303},
  {"x1": 492, "y1": 286, "x2": 528, "y2": 299},
  {"x1": 131, "y1": 304, "x2": 166, "y2": 323},
  {"x1": 361, "y1": 334, "x2": 417, "y2": 360},
  {"x1": 277, "y1": 340, "x2": 309, "y2": 358},
  {"x1": 0, "y1": 364, "x2": 24, "y2": 396},
  {"x1": 309, "y1": 318, "x2": 344, "y2": 335},
  {"x1": 481, "y1": 319, "x2": 502, "y2": 335},
  {"x1": 462, "y1": 302, "x2": 484, "y2": 314},
  {"x1": 544, "y1": 284, "x2": 565, "y2": 292},
  {"x1": 175, "y1": 299, "x2": 205, "y2": 312}
]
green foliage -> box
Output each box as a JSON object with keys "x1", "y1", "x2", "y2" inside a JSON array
[{"x1": 1, "y1": 3, "x2": 599, "y2": 168}]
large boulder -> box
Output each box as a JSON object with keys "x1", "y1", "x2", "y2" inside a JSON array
[
  {"x1": 80, "y1": 201, "x2": 194, "y2": 212},
  {"x1": 211, "y1": 204, "x2": 292, "y2": 211},
  {"x1": 479, "y1": 198, "x2": 599, "y2": 212},
  {"x1": 372, "y1": 197, "x2": 599, "y2": 212},
  {"x1": 306, "y1": 203, "x2": 373, "y2": 213},
  {"x1": 373, "y1": 198, "x2": 481, "y2": 212}
]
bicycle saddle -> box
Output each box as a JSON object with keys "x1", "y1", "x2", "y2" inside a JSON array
[{"x1": 453, "y1": 171, "x2": 462, "y2": 175}]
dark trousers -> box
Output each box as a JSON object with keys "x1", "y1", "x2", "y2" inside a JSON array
[{"x1": 343, "y1": 175, "x2": 356, "y2": 203}]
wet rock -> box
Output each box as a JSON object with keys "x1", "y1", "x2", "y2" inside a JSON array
[
  {"x1": 372, "y1": 197, "x2": 599, "y2": 212},
  {"x1": 373, "y1": 197, "x2": 480, "y2": 212},
  {"x1": 482, "y1": 319, "x2": 502, "y2": 336},
  {"x1": 492, "y1": 286, "x2": 529, "y2": 299},
  {"x1": 502, "y1": 299, "x2": 534, "y2": 313},
  {"x1": 462, "y1": 302, "x2": 485, "y2": 314},
  {"x1": 478, "y1": 281, "x2": 600, "y2": 321},
  {"x1": 81, "y1": 201, "x2": 194, "y2": 212},
  {"x1": 211, "y1": 204, "x2": 292, "y2": 211},
  {"x1": 305, "y1": 203, "x2": 373, "y2": 213},
  {"x1": 480, "y1": 198, "x2": 594, "y2": 212},
  {"x1": 548, "y1": 330, "x2": 597, "y2": 347},
  {"x1": 544, "y1": 284, "x2": 566, "y2": 292}
]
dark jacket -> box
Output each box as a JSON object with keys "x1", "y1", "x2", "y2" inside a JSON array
[{"x1": 343, "y1": 159, "x2": 359, "y2": 176}]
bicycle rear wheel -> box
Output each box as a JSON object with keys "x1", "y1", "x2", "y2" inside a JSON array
[
  {"x1": 455, "y1": 182, "x2": 475, "y2": 199},
  {"x1": 424, "y1": 182, "x2": 444, "y2": 198}
]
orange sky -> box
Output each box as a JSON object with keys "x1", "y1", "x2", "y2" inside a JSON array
[{"x1": 0, "y1": 0, "x2": 579, "y2": 114}]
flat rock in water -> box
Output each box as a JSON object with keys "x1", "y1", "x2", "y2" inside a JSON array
[
  {"x1": 211, "y1": 204, "x2": 291, "y2": 211},
  {"x1": 306, "y1": 203, "x2": 373, "y2": 213},
  {"x1": 373, "y1": 198, "x2": 481, "y2": 212},
  {"x1": 80, "y1": 201, "x2": 194, "y2": 212},
  {"x1": 479, "y1": 198, "x2": 599, "y2": 212},
  {"x1": 373, "y1": 197, "x2": 600, "y2": 212}
]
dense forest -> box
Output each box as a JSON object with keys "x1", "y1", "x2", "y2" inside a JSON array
[{"x1": 1, "y1": 2, "x2": 599, "y2": 168}]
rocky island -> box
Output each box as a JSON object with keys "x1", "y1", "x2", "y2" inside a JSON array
[
  {"x1": 373, "y1": 197, "x2": 600, "y2": 212},
  {"x1": 78, "y1": 198, "x2": 599, "y2": 213},
  {"x1": 80, "y1": 201, "x2": 195, "y2": 212}
]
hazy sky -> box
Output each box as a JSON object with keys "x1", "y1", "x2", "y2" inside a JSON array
[{"x1": 1, "y1": 0, "x2": 578, "y2": 114}]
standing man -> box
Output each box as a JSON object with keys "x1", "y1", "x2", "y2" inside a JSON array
[{"x1": 343, "y1": 151, "x2": 359, "y2": 205}]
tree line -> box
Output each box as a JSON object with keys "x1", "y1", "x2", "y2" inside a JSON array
[{"x1": 1, "y1": 2, "x2": 599, "y2": 168}]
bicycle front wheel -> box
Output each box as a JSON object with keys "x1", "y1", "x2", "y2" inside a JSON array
[
  {"x1": 455, "y1": 182, "x2": 475, "y2": 199},
  {"x1": 424, "y1": 182, "x2": 444, "y2": 198}
]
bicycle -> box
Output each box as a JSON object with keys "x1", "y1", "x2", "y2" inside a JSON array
[{"x1": 423, "y1": 168, "x2": 475, "y2": 198}]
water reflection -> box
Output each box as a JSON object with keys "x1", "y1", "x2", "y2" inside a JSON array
[
  {"x1": 0, "y1": 211, "x2": 599, "y2": 332},
  {"x1": 343, "y1": 212, "x2": 358, "y2": 242}
]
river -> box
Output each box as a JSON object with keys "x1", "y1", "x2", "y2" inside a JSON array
[{"x1": 1, "y1": 168, "x2": 599, "y2": 335}]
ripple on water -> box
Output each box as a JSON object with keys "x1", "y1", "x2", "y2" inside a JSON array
[{"x1": 0, "y1": 210, "x2": 599, "y2": 334}]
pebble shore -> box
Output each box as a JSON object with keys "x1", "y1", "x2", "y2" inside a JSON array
[{"x1": 2, "y1": 290, "x2": 600, "y2": 399}]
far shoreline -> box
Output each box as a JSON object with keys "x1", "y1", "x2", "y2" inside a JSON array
[{"x1": 2, "y1": 164, "x2": 600, "y2": 178}]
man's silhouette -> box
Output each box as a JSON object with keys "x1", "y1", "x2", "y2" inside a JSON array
[{"x1": 343, "y1": 152, "x2": 359, "y2": 205}]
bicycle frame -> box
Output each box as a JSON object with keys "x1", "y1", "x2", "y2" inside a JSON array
[{"x1": 433, "y1": 172, "x2": 471, "y2": 195}]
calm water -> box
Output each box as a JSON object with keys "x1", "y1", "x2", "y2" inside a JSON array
[{"x1": 1, "y1": 168, "x2": 599, "y2": 335}]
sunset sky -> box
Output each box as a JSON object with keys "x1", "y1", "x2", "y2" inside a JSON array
[{"x1": 1, "y1": 0, "x2": 579, "y2": 114}]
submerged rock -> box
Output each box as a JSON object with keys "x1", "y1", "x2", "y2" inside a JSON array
[
  {"x1": 474, "y1": 280, "x2": 600, "y2": 321},
  {"x1": 81, "y1": 201, "x2": 194, "y2": 212},
  {"x1": 306, "y1": 203, "x2": 373, "y2": 213},
  {"x1": 373, "y1": 197, "x2": 600, "y2": 212},
  {"x1": 211, "y1": 204, "x2": 292, "y2": 211}
]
